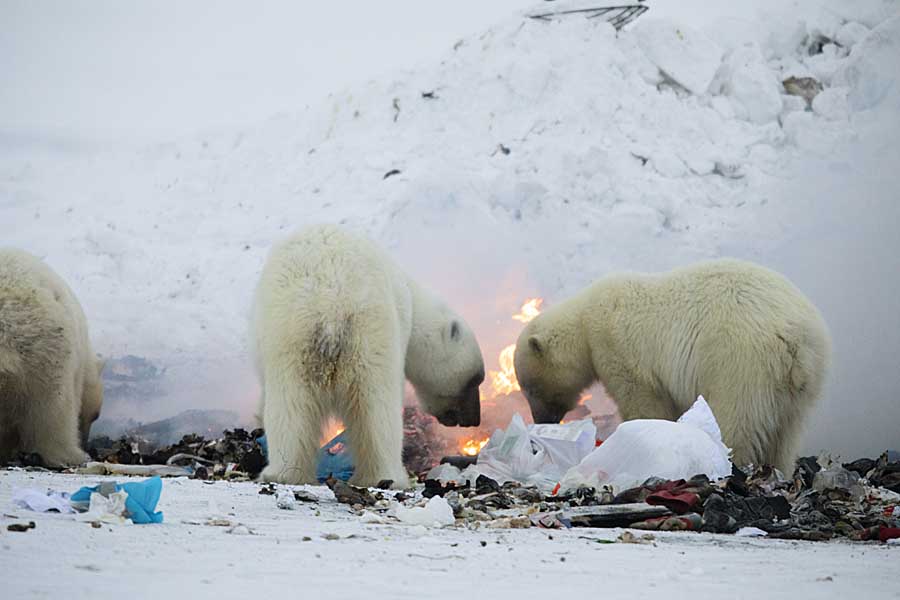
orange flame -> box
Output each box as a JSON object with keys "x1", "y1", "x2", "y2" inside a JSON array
[
  {"x1": 460, "y1": 437, "x2": 489, "y2": 456},
  {"x1": 321, "y1": 418, "x2": 345, "y2": 445},
  {"x1": 487, "y1": 298, "x2": 543, "y2": 399},
  {"x1": 512, "y1": 297, "x2": 543, "y2": 323}
]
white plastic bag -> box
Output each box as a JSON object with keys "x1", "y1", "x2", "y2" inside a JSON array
[
  {"x1": 558, "y1": 396, "x2": 732, "y2": 493},
  {"x1": 473, "y1": 414, "x2": 597, "y2": 491}
]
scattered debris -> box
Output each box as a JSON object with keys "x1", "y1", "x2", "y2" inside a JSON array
[
  {"x1": 421, "y1": 91, "x2": 438, "y2": 100},
  {"x1": 403, "y1": 406, "x2": 450, "y2": 479},
  {"x1": 326, "y1": 477, "x2": 378, "y2": 507},
  {"x1": 86, "y1": 428, "x2": 266, "y2": 480},
  {"x1": 528, "y1": 3, "x2": 649, "y2": 31},
  {"x1": 491, "y1": 143, "x2": 511, "y2": 156},
  {"x1": 383, "y1": 169, "x2": 402, "y2": 180},
  {"x1": 783, "y1": 76, "x2": 824, "y2": 106},
  {"x1": 617, "y1": 530, "x2": 655, "y2": 544},
  {"x1": 7, "y1": 521, "x2": 36, "y2": 532}
]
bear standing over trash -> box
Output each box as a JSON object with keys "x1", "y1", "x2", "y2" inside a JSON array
[
  {"x1": 0, "y1": 249, "x2": 104, "y2": 467},
  {"x1": 514, "y1": 258, "x2": 831, "y2": 471},
  {"x1": 252, "y1": 225, "x2": 484, "y2": 487}
]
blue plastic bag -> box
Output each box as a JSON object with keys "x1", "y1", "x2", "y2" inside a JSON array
[
  {"x1": 71, "y1": 476, "x2": 164, "y2": 524},
  {"x1": 316, "y1": 432, "x2": 354, "y2": 482},
  {"x1": 256, "y1": 433, "x2": 355, "y2": 482}
]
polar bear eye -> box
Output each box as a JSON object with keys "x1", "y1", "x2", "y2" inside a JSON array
[{"x1": 450, "y1": 321, "x2": 460, "y2": 341}]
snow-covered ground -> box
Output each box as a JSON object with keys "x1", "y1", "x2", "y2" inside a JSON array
[
  {"x1": 3, "y1": 470, "x2": 898, "y2": 599},
  {"x1": 2, "y1": 3, "x2": 899, "y2": 463}
]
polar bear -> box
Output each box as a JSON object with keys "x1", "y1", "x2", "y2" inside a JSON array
[
  {"x1": 253, "y1": 225, "x2": 484, "y2": 487},
  {"x1": 514, "y1": 259, "x2": 830, "y2": 471},
  {"x1": 0, "y1": 249, "x2": 104, "y2": 467}
]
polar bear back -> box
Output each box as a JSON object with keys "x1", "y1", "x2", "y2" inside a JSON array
[{"x1": 252, "y1": 226, "x2": 412, "y2": 390}]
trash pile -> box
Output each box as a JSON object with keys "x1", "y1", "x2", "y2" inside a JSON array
[
  {"x1": 292, "y1": 398, "x2": 900, "y2": 543},
  {"x1": 85, "y1": 428, "x2": 267, "y2": 480},
  {"x1": 402, "y1": 406, "x2": 451, "y2": 479},
  {"x1": 67, "y1": 404, "x2": 448, "y2": 482},
  {"x1": 299, "y1": 451, "x2": 898, "y2": 543}
]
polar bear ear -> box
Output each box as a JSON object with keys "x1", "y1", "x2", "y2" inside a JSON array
[{"x1": 528, "y1": 335, "x2": 543, "y2": 357}]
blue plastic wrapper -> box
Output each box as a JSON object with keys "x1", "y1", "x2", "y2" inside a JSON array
[
  {"x1": 256, "y1": 432, "x2": 354, "y2": 482},
  {"x1": 70, "y1": 476, "x2": 164, "y2": 524},
  {"x1": 316, "y1": 431, "x2": 354, "y2": 482}
]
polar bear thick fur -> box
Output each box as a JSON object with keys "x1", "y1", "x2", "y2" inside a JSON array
[
  {"x1": 514, "y1": 259, "x2": 830, "y2": 471},
  {"x1": 0, "y1": 249, "x2": 104, "y2": 467},
  {"x1": 253, "y1": 225, "x2": 484, "y2": 487}
]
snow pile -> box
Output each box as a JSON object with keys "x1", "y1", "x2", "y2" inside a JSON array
[{"x1": 1, "y1": 3, "x2": 898, "y2": 454}]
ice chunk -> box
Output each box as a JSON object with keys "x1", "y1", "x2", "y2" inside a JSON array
[
  {"x1": 836, "y1": 22, "x2": 870, "y2": 49},
  {"x1": 634, "y1": 18, "x2": 724, "y2": 95},
  {"x1": 812, "y1": 87, "x2": 850, "y2": 120},
  {"x1": 715, "y1": 44, "x2": 782, "y2": 124},
  {"x1": 835, "y1": 15, "x2": 900, "y2": 112}
]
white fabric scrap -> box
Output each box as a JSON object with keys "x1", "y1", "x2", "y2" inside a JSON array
[{"x1": 12, "y1": 488, "x2": 76, "y2": 514}]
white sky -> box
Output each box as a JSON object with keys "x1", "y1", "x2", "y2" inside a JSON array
[{"x1": 1, "y1": 0, "x2": 528, "y2": 142}]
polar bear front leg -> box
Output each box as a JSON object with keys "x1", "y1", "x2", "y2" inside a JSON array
[
  {"x1": 259, "y1": 369, "x2": 322, "y2": 485},
  {"x1": 344, "y1": 369, "x2": 407, "y2": 489}
]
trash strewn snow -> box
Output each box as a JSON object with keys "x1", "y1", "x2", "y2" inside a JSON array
[{"x1": 559, "y1": 397, "x2": 732, "y2": 493}]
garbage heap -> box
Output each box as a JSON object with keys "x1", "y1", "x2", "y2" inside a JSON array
[
  {"x1": 87, "y1": 428, "x2": 267, "y2": 480},
  {"x1": 397, "y1": 452, "x2": 899, "y2": 541},
  {"x1": 71, "y1": 405, "x2": 448, "y2": 482}
]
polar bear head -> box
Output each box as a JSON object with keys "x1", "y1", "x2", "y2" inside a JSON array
[
  {"x1": 79, "y1": 357, "x2": 105, "y2": 447},
  {"x1": 406, "y1": 300, "x2": 484, "y2": 428},
  {"x1": 514, "y1": 305, "x2": 594, "y2": 424}
]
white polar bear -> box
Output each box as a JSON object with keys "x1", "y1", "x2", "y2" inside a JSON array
[
  {"x1": 514, "y1": 259, "x2": 831, "y2": 471},
  {"x1": 0, "y1": 249, "x2": 104, "y2": 466},
  {"x1": 253, "y1": 225, "x2": 484, "y2": 487}
]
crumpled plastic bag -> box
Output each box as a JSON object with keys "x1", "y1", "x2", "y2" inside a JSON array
[
  {"x1": 389, "y1": 496, "x2": 455, "y2": 527},
  {"x1": 75, "y1": 490, "x2": 131, "y2": 525},
  {"x1": 71, "y1": 476, "x2": 164, "y2": 524},
  {"x1": 12, "y1": 488, "x2": 76, "y2": 514},
  {"x1": 558, "y1": 396, "x2": 732, "y2": 493},
  {"x1": 316, "y1": 431, "x2": 354, "y2": 482},
  {"x1": 472, "y1": 414, "x2": 597, "y2": 491}
]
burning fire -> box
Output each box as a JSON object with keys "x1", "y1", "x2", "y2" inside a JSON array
[
  {"x1": 460, "y1": 437, "x2": 489, "y2": 456},
  {"x1": 512, "y1": 297, "x2": 543, "y2": 323},
  {"x1": 487, "y1": 297, "x2": 543, "y2": 400},
  {"x1": 321, "y1": 418, "x2": 345, "y2": 445}
]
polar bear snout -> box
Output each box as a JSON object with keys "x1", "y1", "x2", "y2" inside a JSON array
[
  {"x1": 528, "y1": 401, "x2": 569, "y2": 425},
  {"x1": 434, "y1": 371, "x2": 483, "y2": 427}
]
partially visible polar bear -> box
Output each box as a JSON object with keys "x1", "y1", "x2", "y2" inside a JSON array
[
  {"x1": 253, "y1": 225, "x2": 484, "y2": 487},
  {"x1": 0, "y1": 249, "x2": 104, "y2": 467},
  {"x1": 514, "y1": 259, "x2": 830, "y2": 471}
]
